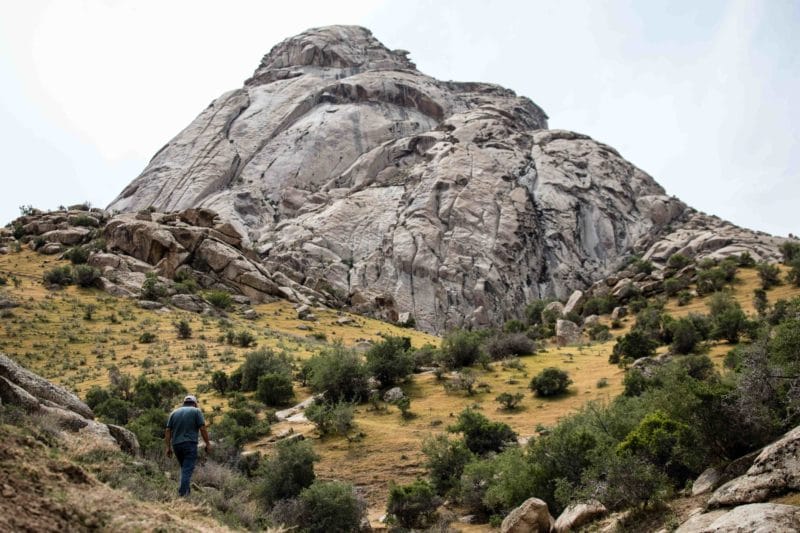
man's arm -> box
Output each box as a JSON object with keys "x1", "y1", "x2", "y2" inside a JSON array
[
  {"x1": 200, "y1": 425, "x2": 211, "y2": 454},
  {"x1": 164, "y1": 428, "x2": 172, "y2": 457}
]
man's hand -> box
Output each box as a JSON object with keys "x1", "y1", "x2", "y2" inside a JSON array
[
  {"x1": 165, "y1": 447, "x2": 173, "y2": 458},
  {"x1": 204, "y1": 442, "x2": 212, "y2": 455}
]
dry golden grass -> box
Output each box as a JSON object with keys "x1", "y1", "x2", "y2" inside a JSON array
[{"x1": 3, "y1": 248, "x2": 800, "y2": 529}]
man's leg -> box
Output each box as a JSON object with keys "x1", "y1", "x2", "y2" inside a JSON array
[{"x1": 176, "y1": 442, "x2": 198, "y2": 497}]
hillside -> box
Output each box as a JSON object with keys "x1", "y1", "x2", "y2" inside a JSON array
[{"x1": 3, "y1": 237, "x2": 800, "y2": 530}]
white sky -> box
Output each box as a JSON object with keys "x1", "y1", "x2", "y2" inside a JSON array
[{"x1": 0, "y1": 0, "x2": 797, "y2": 236}]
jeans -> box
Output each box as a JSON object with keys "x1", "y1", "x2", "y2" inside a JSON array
[{"x1": 173, "y1": 441, "x2": 198, "y2": 497}]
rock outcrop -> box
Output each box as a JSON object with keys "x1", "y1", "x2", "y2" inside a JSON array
[
  {"x1": 0, "y1": 354, "x2": 139, "y2": 455},
  {"x1": 708, "y1": 425, "x2": 800, "y2": 507},
  {"x1": 500, "y1": 497, "x2": 555, "y2": 533},
  {"x1": 554, "y1": 500, "x2": 607, "y2": 532},
  {"x1": 675, "y1": 503, "x2": 800, "y2": 533},
  {"x1": 89, "y1": 25, "x2": 784, "y2": 332}
]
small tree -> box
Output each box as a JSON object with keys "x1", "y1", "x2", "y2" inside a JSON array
[
  {"x1": 667, "y1": 253, "x2": 691, "y2": 270},
  {"x1": 305, "y1": 401, "x2": 355, "y2": 436},
  {"x1": 258, "y1": 439, "x2": 318, "y2": 506},
  {"x1": 256, "y1": 372, "x2": 294, "y2": 406},
  {"x1": 140, "y1": 272, "x2": 167, "y2": 300},
  {"x1": 387, "y1": 480, "x2": 440, "y2": 529},
  {"x1": 307, "y1": 344, "x2": 368, "y2": 402},
  {"x1": 439, "y1": 329, "x2": 482, "y2": 369},
  {"x1": 610, "y1": 330, "x2": 657, "y2": 363},
  {"x1": 239, "y1": 348, "x2": 293, "y2": 392},
  {"x1": 210, "y1": 370, "x2": 229, "y2": 394},
  {"x1": 296, "y1": 480, "x2": 364, "y2": 533},
  {"x1": 174, "y1": 319, "x2": 192, "y2": 339},
  {"x1": 496, "y1": 392, "x2": 524, "y2": 410},
  {"x1": 669, "y1": 317, "x2": 700, "y2": 355},
  {"x1": 530, "y1": 367, "x2": 572, "y2": 397},
  {"x1": 365, "y1": 336, "x2": 414, "y2": 387},
  {"x1": 43, "y1": 265, "x2": 73, "y2": 286},
  {"x1": 422, "y1": 435, "x2": 474, "y2": 495},
  {"x1": 448, "y1": 408, "x2": 517, "y2": 455},
  {"x1": 756, "y1": 262, "x2": 781, "y2": 290}
]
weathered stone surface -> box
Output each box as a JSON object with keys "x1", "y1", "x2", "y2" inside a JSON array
[
  {"x1": 563, "y1": 290, "x2": 585, "y2": 315},
  {"x1": 554, "y1": 500, "x2": 607, "y2": 532},
  {"x1": 41, "y1": 228, "x2": 90, "y2": 246},
  {"x1": 692, "y1": 466, "x2": 724, "y2": 496},
  {"x1": 103, "y1": 25, "x2": 787, "y2": 333},
  {"x1": 0, "y1": 353, "x2": 93, "y2": 419},
  {"x1": 39, "y1": 243, "x2": 63, "y2": 255},
  {"x1": 137, "y1": 300, "x2": 163, "y2": 310},
  {"x1": 675, "y1": 503, "x2": 800, "y2": 533},
  {"x1": 611, "y1": 306, "x2": 628, "y2": 321},
  {"x1": 383, "y1": 387, "x2": 405, "y2": 403},
  {"x1": 107, "y1": 424, "x2": 141, "y2": 456},
  {"x1": 709, "y1": 425, "x2": 800, "y2": 507},
  {"x1": 170, "y1": 294, "x2": 205, "y2": 313},
  {"x1": 583, "y1": 314, "x2": 600, "y2": 328},
  {"x1": 0, "y1": 376, "x2": 41, "y2": 411},
  {"x1": 544, "y1": 301, "x2": 565, "y2": 317},
  {"x1": 501, "y1": 497, "x2": 554, "y2": 533},
  {"x1": 556, "y1": 319, "x2": 582, "y2": 346}
]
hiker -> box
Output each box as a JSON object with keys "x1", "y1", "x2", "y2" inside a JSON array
[{"x1": 165, "y1": 394, "x2": 212, "y2": 497}]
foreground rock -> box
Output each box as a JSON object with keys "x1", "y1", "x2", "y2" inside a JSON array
[
  {"x1": 0, "y1": 353, "x2": 139, "y2": 455},
  {"x1": 100, "y1": 25, "x2": 786, "y2": 333},
  {"x1": 554, "y1": 500, "x2": 607, "y2": 532},
  {"x1": 675, "y1": 503, "x2": 800, "y2": 533},
  {"x1": 708, "y1": 425, "x2": 800, "y2": 507},
  {"x1": 501, "y1": 497, "x2": 554, "y2": 533}
]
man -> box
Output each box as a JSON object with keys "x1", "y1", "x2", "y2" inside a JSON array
[{"x1": 165, "y1": 394, "x2": 211, "y2": 497}]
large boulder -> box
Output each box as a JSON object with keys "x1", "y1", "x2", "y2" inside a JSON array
[
  {"x1": 709, "y1": 425, "x2": 800, "y2": 507},
  {"x1": 675, "y1": 503, "x2": 800, "y2": 533},
  {"x1": 554, "y1": 500, "x2": 607, "y2": 532},
  {"x1": 501, "y1": 497, "x2": 554, "y2": 533},
  {"x1": 0, "y1": 354, "x2": 93, "y2": 419},
  {"x1": 563, "y1": 290, "x2": 585, "y2": 315},
  {"x1": 556, "y1": 319, "x2": 582, "y2": 346}
]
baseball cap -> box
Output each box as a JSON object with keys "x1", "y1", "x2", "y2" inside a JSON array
[{"x1": 184, "y1": 395, "x2": 198, "y2": 404}]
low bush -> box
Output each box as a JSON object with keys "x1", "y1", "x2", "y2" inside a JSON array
[
  {"x1": 422, "y1": 434, "x2": 474, "y2": 495},
  {"x1": 295, "y1": 480, "x2": 364, "y2": 533},
  {"x1": 238, "y1": 348, "x2": 293, "y2": 392},
  {"x1": 757, "y1": 262, "x2": 782, "y2": 290},
  {"x1": 610, "y1": 330, "x2": 657, "y2": 363},
  {"x1": 485, "y1": 332, "x2": 537, "y2": 359},
  {"x1": 587, "y1": 323, "x2": 612, "y2": 342},
  {"x1": 306, "y1": 344, "x2": 368, "y2": 402},
  {"x1": 530, "y1": 367, "x2": 572, "y2": 397},
  {"x1": 387, "y1": 479, "x2": 440, "y2": 529},
  {"x1": 64, "y1": 246, "x2": 90, "y2": 264},
  {"x1": 139, "y1": 332, "x2": 157, "y2": 344},
  {"x1": 206, "y1": 290, "x2": 233, "y2": 309},
  {"x1": 256, "y1": 373, "x2": 294, "y2": 406},
  {"x1": 305, "y1": 401, "x2": 355, "y2": 436},
  {"x1": 174, "y1": 319, "x2": 192, "y2": 339},
  {"x1": 496, "y1": 392, "x2": 524, "y2": 410},
  {"x1": 140, "y1": 272, "x2": 167, "y2": 300},
  {"x1": 439, "y1": 329, "x2": 483, "y2": 369},
  {"x1": 667, "y1": 253, "x2": 691, "y2": 270},
  {"x1": 448, "y1": 408, "x2": 517, "y2": 455},
  {"x1": 365, "y1": 336, "x2": 414, "y2": 387},
  {"x1": 257, "y1": 438, "x2": 318, "y2": 506},
  {"x1": 74, "y1": 264, "x2": 101, "y2": 288},
  {"x1": 43, "y1": 265, "x2": 73, "y2": 286},
  {"x1": 211, "y1": 370, "x2": 229, "y2": 394}
]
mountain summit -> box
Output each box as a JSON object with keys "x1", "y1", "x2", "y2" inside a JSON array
[{"x1": 108, "y1": 25, "x2": 782, "y2": 332}]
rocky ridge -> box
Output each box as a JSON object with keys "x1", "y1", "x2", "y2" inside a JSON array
[{"x1": 63, "y1": 26, "x2": 785, "y2": 332}]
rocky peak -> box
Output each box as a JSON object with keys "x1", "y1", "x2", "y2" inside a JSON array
[
  {"x1": 249, "y1": 25, "x2": 416, "y2": 81},
  {"x1": 106, "y1": 26, "x2": 786, "y2": 333}
]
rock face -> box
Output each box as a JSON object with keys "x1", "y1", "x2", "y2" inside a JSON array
[
  {"x1": 554, "y1": 500, "x2": 607, "y2": 532},
  {"x1": 500, "y1": 497, "x2": 555, "y2": 533},
  {"x1": 675, "y1": 503, "x2": 800, "y2": 533},
  {"x1": 708, "y1": 424, "x2": 800, "y2": 507},
  {"x1": 104, "y1": 25, "x2": 787, "y2": 333},
  {"x1": 0, "y1": 354, "x2": 139, "y2": 455}
]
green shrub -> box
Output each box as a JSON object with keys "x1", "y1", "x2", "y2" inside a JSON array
[
  {"x1": 530, "y1": 367, "x2": 572, "y2": 397},
  {"x1": 618, "y1": 410, "x2": 697, "y2": 482},
  {"x1": 306, "y1": 344, "x2": 368, "y2": 402},
  {"x1": 365, "y1": 336, "x2": 414, "y2": 387},
  {"x1": 256, "y1": 373, "x2": 294, "y2": 406},
  {"x1": 587, "y1": 323, "x2": 612, "y2": 342},
  {"x1": 206, "y1": 290, "x2": 232, "y2": 309},
  {"x1": 576, "y1": 451, "x2": 671, "y2": 510},
  {"x1": 139, "y1": 332, "x2": 157, "y2": 344},
  {"x1": 239, "y1": 348, "x2": 293, "y2": 392},
  {"x1": 485, "y1": 332, "x2": 537, "y2": 359},
  {"x1": 258, "y1": 438, "x2": 318, "y2": 506},
  {"x1": 631, "y1": 258, "x2": 654, "y2": 275},
  {"x1": 422, "y1": 435, "x2": 474, "y2": 495},
  {"x1": 669, "y1": 317, "x2": 700, "y2": 354},
  {"x1": 305, "y1": 401, "x2": 355, "y2": 436},
  {"x1": 84, "y1": 386, "x2": 110, "y2": 410},
  {"x1": 787, "y1": 258, "x2": 800, "y2": 287},
  {"x1": 696, "y1": 267, "x2": 728, "y2": 295},
  {"x1": 126, "y1": 407, "x2": 168, "y2": 454},
  {"x1": 611, "y1": 330, "x2": 657, "y2": 363},
  {"x1": 503, "y1": 319, "x2": 526, "y2": 333},
  {"x1": 667, "y1": 253, "x2": 691, "y2": 270},
  {"x1": 95, "y1": 397, "x2": 131, "y2": 425},
  {"x1": 439, "y1": 329, "x2": 483, "y2": 369},
  {"x1": 664, "y1": 277, "x2": 688, "y2": 297},
  {"x1": 387, "y1": 479, "x2": 440, "y2": 529},
  {"x1": 132, "y1": 375, "x2": 187, "y2": 410},
  {"x1": 780, "y1": 242, "x2": 800, "y2": 264},
  {"x1": 581, "y1": 294, "x2": 617, "y2": 316},
  {"x1": 140, "y1": 272, "x2": 167, "y2": 300},
  {"x1": 173, "y1": 270, "x2": 198, "y2": 294},
  {"x1": 496, "y1": 392, "x2": 524, "y2": 410},
  {"x1": 677, "y1": 290, "x2": 693, "y2": 306},
  {"x1": 210, "y1": 370, "x2": 229, "y2": 394},
  {"x1": 43, "y1": 265, "x2": 73, "y2": 286},
  {"x1": 296, "y1": 480, "x2": 364, "y2": 533},
  {"x1": 737, "y1": 252, "x2": 756, "y2": 267},
  {"x1": 757, "y1": 262, "x2": 781, "y2": 290},
  {"x1": 230, "y1": 330, "x2": 255, "y2": 347},
  {"x1": 708, "y1": 292, "x2": 747, "y2": 343},
  {"x1": 64, "y1": 246, "x2": 90, "y2": 264},
  {"x1": 174, "y1": 319, "x2": 192, "y2": 339},
  {"x1": 74, "y1": 264, "x2": 101, "y2": 288},
  {"x1": 211, "y1": 409, "x2": 269, "y2": 448},
  {"x1": 448, "y1": 408, "x2": 517, "y2": 455}
]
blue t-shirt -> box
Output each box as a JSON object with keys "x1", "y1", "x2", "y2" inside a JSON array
[{"x1": 166, "y1": 406, "x2": 205, "y2": 445}]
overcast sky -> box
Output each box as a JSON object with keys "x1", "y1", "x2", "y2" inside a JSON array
[{"x1": 1, "y1": 0, "x2": 797, "y2": 236}]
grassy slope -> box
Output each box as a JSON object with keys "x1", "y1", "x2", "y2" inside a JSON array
[{"x1": 2, "y1": 249, "x2": 798, "y2": 529}]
